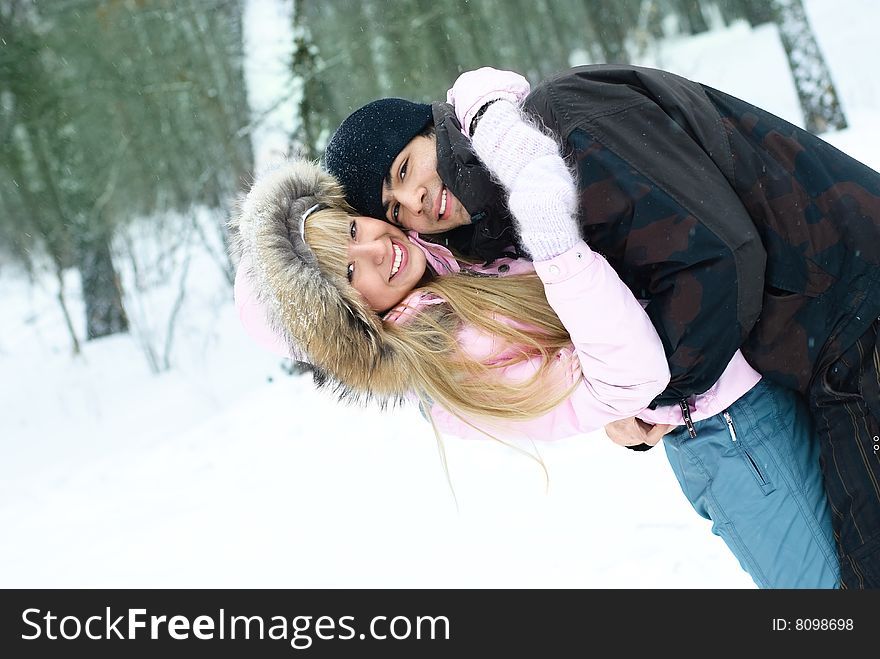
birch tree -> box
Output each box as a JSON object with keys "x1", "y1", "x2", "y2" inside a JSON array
[{"x1": 771, "y1": 0, "x2": 847, "y2": 133}]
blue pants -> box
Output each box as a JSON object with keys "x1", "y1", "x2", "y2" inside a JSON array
[{"x1": 662, "y1": 379, "x2": 840, "y2": 588}]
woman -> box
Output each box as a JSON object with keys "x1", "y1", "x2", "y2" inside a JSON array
[{"x1": 229, "y1": 102, "x2": 838, "y2": 588}]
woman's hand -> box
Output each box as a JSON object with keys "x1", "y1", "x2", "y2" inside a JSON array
[{"x1": 605, "y1": 417, "x2": 674, "y2": 448}]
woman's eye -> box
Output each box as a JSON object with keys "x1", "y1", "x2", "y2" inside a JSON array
[
  {"x1": 400, "y1": 159, "x2": 408, "y2": 181},
  {"x1": 392, "y1": 203, "x2": 400, "y2": 224},
  {"x1": 347, "y1": 263, "x2": 354, "y2": 283},
  {"x1": 349, "y1": 221, "x2": 356, "y2": 239}
]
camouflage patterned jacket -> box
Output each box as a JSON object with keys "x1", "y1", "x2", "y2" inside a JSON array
[{"x1": 433, "y1": 64, "x2": 880, "y2": 408}]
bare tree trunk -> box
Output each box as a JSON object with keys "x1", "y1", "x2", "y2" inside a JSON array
[
  {"x1": 734, "y1": 0, "x2": 777, "y2": 26},
  {"x1": 584, "y1": 2, "x2": 631, "y2": 63},
  {"x1": 25, "y1": 125, "x2": 129, "y2": 340},
  {"x1": 772, "y1": 0, "x2": 847, "y2": 133},
  {"x1": 55, "y1": 260, "x2": 81, "y2": 356},
  {"x1": 162, "y1": 250, "x2": 191, "y2": 370},
  {"x1": 360, "y1": 0, "x2": 393, "y2": 93},
  {"x1": 77, "y1": 226, "x2": 129, "y2": 340},
  {"x1": 290, "y1": 0, "x2": 322, "y2": 159},
  {"x1": 676, "y1": 0, "x2": 709, "y2": 33}
]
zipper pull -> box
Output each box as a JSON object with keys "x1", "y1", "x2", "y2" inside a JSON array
[
  {"x1": 722, "y1": 410, "x2": 737, "y2": 442},
  {"x1": 679, "y1": 398, "x2": 697, "y2": 438}
]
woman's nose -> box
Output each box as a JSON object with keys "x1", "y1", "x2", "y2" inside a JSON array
[{"x1": 351, "y1": 239, "x2": 385, "y2": 264}]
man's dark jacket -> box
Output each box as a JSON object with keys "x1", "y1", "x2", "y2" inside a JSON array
[{"x1": 432, "y1": 64, "x2": 880, "y2": 408}]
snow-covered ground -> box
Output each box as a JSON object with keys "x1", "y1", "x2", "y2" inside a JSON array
[{"x1": 1, "y1": 0, "x2": 877, "y2": 589}]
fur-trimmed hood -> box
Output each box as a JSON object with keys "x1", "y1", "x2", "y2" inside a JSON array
[{"x1": 229, "y1": 159, "x2": 414, "y2": 405}]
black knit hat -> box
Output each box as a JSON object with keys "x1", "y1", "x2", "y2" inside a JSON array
[{"x1": 323, "y1": 98, "x2": 433, "y2": 220}]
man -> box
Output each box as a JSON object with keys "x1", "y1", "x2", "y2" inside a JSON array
[{"x1": 322, "y1": 64, "x2": 880, "y2": 588}]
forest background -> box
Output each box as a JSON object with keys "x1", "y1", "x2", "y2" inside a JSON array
[{"x1": 0, "y1": 0, "x2": 846, "y2": 343}]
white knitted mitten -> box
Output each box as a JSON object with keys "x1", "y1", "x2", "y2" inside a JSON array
[{"x1": 470, "y1": 100, "x2": 580, "y2": 261}]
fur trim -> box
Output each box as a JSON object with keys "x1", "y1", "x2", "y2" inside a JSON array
[{"x1": 229, "y1": 160, "x2": 413, "y2": 406}]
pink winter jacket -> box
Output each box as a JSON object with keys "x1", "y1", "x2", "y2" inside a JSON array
[
  {"x1": 234, "y1": 233, "x2": 760, "y2": 441},
  {"x1": 393, "y1": 235, "x2": 759, "y2": 441},
  {"x1": 390, "y1": 234, "x2": 671, "y2": 440}
]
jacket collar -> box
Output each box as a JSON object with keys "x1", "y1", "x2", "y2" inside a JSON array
[{"x1": 431, "y1": 101, "x2": 519, "y2": 263}]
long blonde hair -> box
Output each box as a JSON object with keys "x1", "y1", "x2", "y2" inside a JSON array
[{"x1": 304, "y1": 204, "x2": 579, "y2": 424}]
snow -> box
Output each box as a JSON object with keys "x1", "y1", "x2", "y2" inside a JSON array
[{"x1": 2, "y1": 0, "x2": 878, "y2": 589}]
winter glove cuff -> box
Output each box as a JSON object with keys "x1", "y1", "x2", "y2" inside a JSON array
[{"x1": 446, "y1": 66, "x2": 531, "y2": 136}]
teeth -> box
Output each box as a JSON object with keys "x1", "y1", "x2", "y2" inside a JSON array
[
  {"x1": 439, "y1": 189, "x2": 447, "y2": 216},
  {"x1": 390, "y1": 244, "x2": 402, "y2": 277}
]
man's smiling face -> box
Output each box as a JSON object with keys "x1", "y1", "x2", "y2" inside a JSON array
[{"x1": 380, "y1": 133, "x2": 472, "y2": 234}]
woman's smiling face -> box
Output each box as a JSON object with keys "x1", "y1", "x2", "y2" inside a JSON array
[{"x1": 345, "y1": 216, "x2": 427, "y2": 313}]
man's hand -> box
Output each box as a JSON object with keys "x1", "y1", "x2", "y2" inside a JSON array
[{"x1": 604, "y1": 417, "x2": 674, "y2": 449}]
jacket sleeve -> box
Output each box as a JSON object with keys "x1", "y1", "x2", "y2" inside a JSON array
[
  {"x1": 523, "y1": 65, "x2": 766, "y2": 406},
  {"x1": 427, "y1": 240, "x2": 671, "y2": 442},
  {"x1": 533, "y1": 240, "x2": 671, "y2": 418}
]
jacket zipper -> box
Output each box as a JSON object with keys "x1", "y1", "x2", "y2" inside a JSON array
[
  {"x1": 679, "y1": 398, "x2": 697, "y2": 438},
  {"x1": 722, "y1": 410, "x2": 737, "y2": 442},
  {"x1": 723, "y1": 410, "x2": 767, "y2": 485}
]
